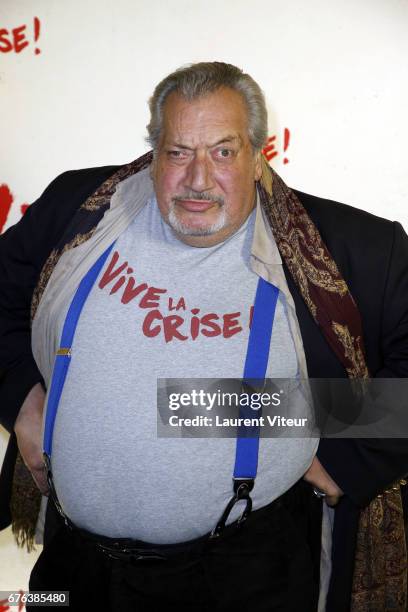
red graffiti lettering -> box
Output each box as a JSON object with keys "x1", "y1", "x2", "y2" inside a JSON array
[
  {"x1": 168, "y1": 297, "x2": 186, "y2": 311},
  {"x1": 249, "y1": 305, "x2": 254, "y2": 329},
  {"x1": 262, "y1": 128, "x2": 291, "y2": 165},
  {"x1": 109, "y1": 275, "x2": 126, "y2": 294},
  {"x1": 142, "y1": 310, "x2": 238, "y2": 342},
  {"x1": 121, "y1": 278, "x2": 148, "y2": 304},
  {"x1": 0, "y1": 185, "x2": 30, "y2": 233},
  {"x1": 163, "y1": 314, "x2": 188, "y2": 343},
  {"x1": 190, "y1": 308, "x2": 200, "y2": 340},
  {"x1": 98, "y1": 251, "x2": 128, "y2": 289},
  {"x1": 0, "y1": 184, "x2": 13, "y2": 233},
  {"x1": 223, "y1": 312, "x2": 242, "y2": 338},
  {"x1": 200, "y1": 313, "x2": 221, "y2": 337},
  {"x1": 139, "y1": 286, "x2": 167, "y2": 309},
  {"x1": 283, "y1": 127, "x2": 290, "y2": 164},
  {"x1": 0, "y1": 29, "x2": 13, "y2": 53},
  {"x1": 98, "y1": 249, "x2": 251, "y2": 343},
  {"x1": 0, "y1": 18, "x2": 42, "y2": 54},
  {"x1": 13, "y1": 25, "x2": 29, "y2": 53},
  {"x1": 142, "y1": 309, "x2": 163, "y2": 337},
  {"x1": 34, "y1": 16, "x2": 41, "y2": 54},
  {"x1": 262, "y1": 135, "x2": 278, "y2": 162},
  {"x1": 0, "y1": 25, "x2": 28, "y2": 53}
]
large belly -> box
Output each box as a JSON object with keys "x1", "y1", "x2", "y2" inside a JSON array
[{"x1": 51, "y1": 395, "x2": 317, "y2": 543}]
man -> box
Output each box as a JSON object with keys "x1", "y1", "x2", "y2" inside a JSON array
[{"x1": 0, "y1": 62, "x2": 407, "y2": 612}]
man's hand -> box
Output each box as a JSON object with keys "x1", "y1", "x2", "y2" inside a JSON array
[
  {"x1": 303, "y1": 456, "x2": 343, "y2": 506},
  {"x1": 14, "y1": 382, "x2": 48, "y2": 495}
]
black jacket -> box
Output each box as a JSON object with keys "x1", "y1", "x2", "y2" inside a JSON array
[{"x1": 1, "y1": 165, "x2": 408, "y2": 611}]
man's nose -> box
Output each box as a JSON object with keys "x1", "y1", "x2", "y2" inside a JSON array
[{"x1": 184, "y1": 153, "x2": 214, "y2": 193}]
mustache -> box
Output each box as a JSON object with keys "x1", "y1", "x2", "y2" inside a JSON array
[{"x1": 173, "y1": 191, "x2": 225, "y2": 206}]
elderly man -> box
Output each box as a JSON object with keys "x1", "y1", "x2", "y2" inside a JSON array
[{"x1": 0, "y1": 62, "x2": 407, "y2": 612}]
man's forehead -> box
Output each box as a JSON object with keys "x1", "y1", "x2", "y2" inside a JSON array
[{"x1": 160, "y1": 88, "x2": 250, "y2": 147}]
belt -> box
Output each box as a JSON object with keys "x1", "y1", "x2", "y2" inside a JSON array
[
  {"x1": 57, "y1": 491, "x2": 288, "y2": 564},
  {"x1": 72, "y1": 527, "x2": 210, "y2": 562}
]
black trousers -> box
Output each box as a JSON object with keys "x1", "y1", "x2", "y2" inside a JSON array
[{"x1": 29, "y1": 480, "x2": 322, "y2": 612}]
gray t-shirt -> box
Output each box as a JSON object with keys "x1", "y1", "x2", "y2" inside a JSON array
[{"x1": 52, "y1": 197, "x2": 317, "y2": 543}]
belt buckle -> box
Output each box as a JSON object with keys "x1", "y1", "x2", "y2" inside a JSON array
[{"x1": 96, "y1": 543, "x2": 168, "y2": 562}]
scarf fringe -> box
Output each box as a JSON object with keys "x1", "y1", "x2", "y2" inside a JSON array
[{"x1": 10, "y1": 452, "x2": 41, "y2": 552}]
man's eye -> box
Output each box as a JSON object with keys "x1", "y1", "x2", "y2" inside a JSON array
[
  {"x1": 216, "y1": 148, "x2": 233, "y2": 159},
  {"x1": 167, "y1": 149, "x2": 192, "y2": 160}
]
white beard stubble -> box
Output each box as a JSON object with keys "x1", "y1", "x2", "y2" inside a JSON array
[{"x1": 167, "y1": 201, "x2": 228, "y2": 237}]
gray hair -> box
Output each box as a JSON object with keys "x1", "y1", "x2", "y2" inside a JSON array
[{"x1": 146, "y1": 62, "x2": 268, "y2": 153}]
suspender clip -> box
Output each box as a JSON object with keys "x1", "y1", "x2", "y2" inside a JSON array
[{"x1": 209, "y1": 477, "x2": 254, "y2": 539}]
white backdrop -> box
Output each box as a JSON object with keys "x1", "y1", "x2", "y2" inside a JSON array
[{"x1": 1, "y1": 0, "x2": 407, "y2": 603}]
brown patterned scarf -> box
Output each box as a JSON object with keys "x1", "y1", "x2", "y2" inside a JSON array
[{"x1": 10, "y1": 151, "x2": 407, "y2": 610}]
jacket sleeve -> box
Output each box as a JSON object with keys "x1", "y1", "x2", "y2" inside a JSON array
[
  {"x1": 317, "y1": 221, "x2": 408, "y2": 507},
  {"x1": 0, "y1": 174, "x2": 68, "y2": 433},
  {"x1": 0, "y1": 166, "x2": 117, "y2": 434}
]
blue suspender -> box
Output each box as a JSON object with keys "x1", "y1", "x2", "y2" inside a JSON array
[
  {"x1": 235, "y1": 278, "x2": 279, "y2": 480},
  {"x1": 210, "y1": 279, "x2": 279, "y2": 537},
  {"x1": 43, "y1": 243, "x2": 115, "y2": 456},
  {"x1": 43, "y1": 246, "x2": 279, "y2": 536}
]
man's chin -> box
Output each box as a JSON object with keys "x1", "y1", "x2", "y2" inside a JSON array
[
  {"x1": 171, "y1": 224, "x2": 222, "y2": 237},
  {"x1": 167, "y1": 212, "x2": 227, "y2": 237}
]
